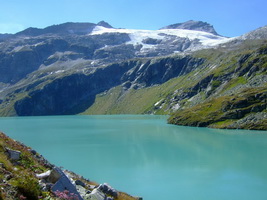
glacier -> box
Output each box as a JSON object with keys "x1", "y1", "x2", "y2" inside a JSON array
[{"x1": 90, "y1": 25, "x2": 234, "y2": 52}]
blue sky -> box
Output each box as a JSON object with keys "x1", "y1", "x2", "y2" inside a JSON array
[{"x1": 0, "y1": 0, "x2": 266, "y2": 37}]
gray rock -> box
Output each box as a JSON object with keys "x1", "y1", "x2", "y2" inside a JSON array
[
  {"x1": 47, "y1": 167, "x2": 62, "y2": 183},
  {"x1": 75, "y1": 179, "x2": 86, "y2": 187},
  {"x1": 84, "y1": 188, "x2": 106, "y2": 200},
  {"x1": 5, "y1": 148, "x2": 21, "y2": 160},
  {"x1": 51, "y1": 167, "x2": 83, "y2": 200},
  {"x1": 29, "y1": 149, "x2": 37, "y2": 155},
  {"x1": 98, "y1": 183, "x2": 118, "y2": 198}
]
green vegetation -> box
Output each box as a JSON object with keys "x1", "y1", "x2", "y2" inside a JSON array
[
  {"x1": 222, "y1": 76, "x2": 248, "y2": 92},
  {"x1": 12, "y1": 173, "x2": 41, "y2": 200},
  {"x1": 0, "y1": 133, "x2": 46, "y2": 199},
  {"x1": 168, "y1": 87, "x2": 267, "y2": 129},
  {"x1": 82, "y1": 72, "x2": 194, "y2": 115}
]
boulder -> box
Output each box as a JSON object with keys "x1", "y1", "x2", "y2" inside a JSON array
[
  {"x1": 75, "y1": 179, "x2": 86, "y2": 187},
  {"x1": 51, "y1": 167, "x2": 83, "y2": 200},
  {"x1": 47, "y1": 167, "x2": 62, "y2": 183},
  {"x1": 84, "y1": 188, "x2": 106, "y2": 200},
  {"x1": 98, "y1": 183, "x2": 118, "y2": 198},
  {"x1": 36, "y1": 170, "x2": 51, "y2": 179},
  {"x1": 5, "y1": 148, "x2": 21, "y2": 160}
]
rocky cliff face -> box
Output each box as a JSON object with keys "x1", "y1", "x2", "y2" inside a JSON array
[{"x1": 14, "y1": 62, "x2": 133, "y2": 115}]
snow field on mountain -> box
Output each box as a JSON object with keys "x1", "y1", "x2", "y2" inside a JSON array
[{"x1": 90, "y1": 26, "x2": 233, "y2": 50}]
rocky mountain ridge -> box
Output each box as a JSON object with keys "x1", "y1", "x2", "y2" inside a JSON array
[{"x1": 0, "y1": 20, "x2": 266, "y2": 130}]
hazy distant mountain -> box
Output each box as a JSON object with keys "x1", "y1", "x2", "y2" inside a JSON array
[{"x1": 0, "y1": 20, "x2": 266, "y2": 130}]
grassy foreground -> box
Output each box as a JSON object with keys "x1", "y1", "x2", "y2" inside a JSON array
[{"x1": 0, "y1": 132, "x2": 140, "y2": 200}]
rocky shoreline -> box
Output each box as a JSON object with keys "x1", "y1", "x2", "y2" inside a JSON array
[{"x1": 0, "y1": 132, "x2": 142, "y2": 200}]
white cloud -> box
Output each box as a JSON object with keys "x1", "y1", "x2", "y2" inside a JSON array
[{"x1": 0, "y1": 23, "x2": 25, "y2": 34}]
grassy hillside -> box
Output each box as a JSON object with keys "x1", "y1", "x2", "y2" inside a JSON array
[{"x1": 168, "y1": 87, "x2": 267, "y2": 129}]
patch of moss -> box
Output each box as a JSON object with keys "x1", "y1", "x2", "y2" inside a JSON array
[{"x1": 222, "y1": 76, "x2": 248, "y2": 92}]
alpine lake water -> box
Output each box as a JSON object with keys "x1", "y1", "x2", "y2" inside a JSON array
[{"x1": 0, "y1": 115, "x2": 267, "y2": 200}]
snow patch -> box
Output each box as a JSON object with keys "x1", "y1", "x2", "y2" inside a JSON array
[
  {"x1": 55, "y1": 70, "x2": 65, "y2": 74},
  {"x1": 138, "y1": 64, "x2": 146, "y2": 71},
  {"x1": 210, "y1": 65, "x2": 217, "y2": 70},
  {"x1": 34, "y1": 42, "x2": 45, "y2": 47},
  {"x1": 154, "y1": 99, "x2": 163, "y2": 107},
  {"x1": 172, "y1": 103, "x2": 180, "y2": 111}
]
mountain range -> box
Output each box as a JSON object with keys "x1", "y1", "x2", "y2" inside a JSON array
[{"x1": 0, "y1": 20, "x2": 266, "y2": 130}]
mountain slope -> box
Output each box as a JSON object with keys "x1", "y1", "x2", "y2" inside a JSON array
[
  {"x1": 0, "y1": 20, "x2": 231, "y2": 105},
  {"x1": 83, "y1": 39, "x2": 267, "y2": 130},
  {"x1": 0, "y1": 21, "x2": 267, "y2": 129},
  {"x1": 167, "y1": 41, "x2": 267, "y2": 130}
]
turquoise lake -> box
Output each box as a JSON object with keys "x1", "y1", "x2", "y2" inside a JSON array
[{"x1": 0, "y1": 115, "x2": 267, "y2": 200}]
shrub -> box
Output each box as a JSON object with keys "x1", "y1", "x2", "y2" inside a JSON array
[
  {"x1": 0, "y1": 191, "x2": 4, "y2": 200},
  {"x1": 53, "y1": 190, "x2": 79, "y2": 200},
  {"x1": 14, "y1": 173, "x2": 41, "y2": 200}
]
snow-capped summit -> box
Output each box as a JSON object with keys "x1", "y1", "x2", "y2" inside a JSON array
[{"x1": 160, "y1": 20, "x2": 219, "y2": 35}]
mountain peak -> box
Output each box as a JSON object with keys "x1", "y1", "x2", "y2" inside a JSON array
[
  {"x1": 97, "y1": 21, "x2": 113, "y2": 28},
  {"x1": 160, "y1": 20, "x2": 219, "y2": 35}
]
